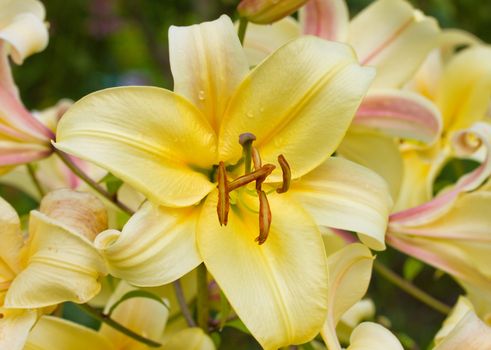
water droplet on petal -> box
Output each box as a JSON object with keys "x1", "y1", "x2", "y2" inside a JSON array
[
  {"x1": 198, "y1": 90, "x2": 205, "y2": 101},
  {"x1": 246, "y1": 111, "x2": 254, "y2": 119}
]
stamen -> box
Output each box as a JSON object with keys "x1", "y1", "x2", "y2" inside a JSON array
[
  {"x1": 276, "y1": 154, "x2": 291, "y2": 194},
  {"x1": 252, "y1": 146, "x2": 262, "y2": 170},
  {"x1": 239, "y1": 133, "x2": 256, "y2": 174},
  {"x1": 255, "y1": 190, "x2": 271, "y2": 245},
  {"x1": 217, "y1": 161, "x2": 230, "y2": 226},
  {"x1": 228, "y1": 164, "x2": 276, "y2": 191}
]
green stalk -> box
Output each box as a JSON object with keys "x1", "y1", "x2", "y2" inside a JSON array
[
  {"x1": 373, "y1": 260, "x2": 451, "y2": 315},
  {"x1": 173, "y1": 280, "x2": 197, "y2": 327},
  {"x1": 27, "y1": 163, "x2": 45, "y2": 197},
  {"x1": 76, "y1": 303, "x2": 161, "y2": 347},
  {"x1": 196, "y1": 263, "x2": 209, "y2": 332},
  {"x1": 238, "y1": 17, "x2": 248, "y2": 45}
]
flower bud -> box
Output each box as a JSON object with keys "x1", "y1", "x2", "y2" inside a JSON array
[{"x1": 238, "y1": 0, "x2": 308, "y2": 24}]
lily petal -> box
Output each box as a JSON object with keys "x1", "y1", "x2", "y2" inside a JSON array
[
  {"x1": 4, "y1": 211, "x2": 106, "y2": 308},
  {"x1": 0, "y1": 309, "x2": 37, "y2": 350},
  {"x1": 321, "y1": 243, "x2": 374, "y2": 350},
  {"x1": 436, "y1": 46, "x2": 491, "y2": 132},
  {"x1": 197, "y1": 191, "x2": 328, "y2": 349},
  {"x1": 238, "y1": 0, "x2": 308, "y2": 24},
  {"x1": 337, "y1": 128, "x2": 403, "y2": 203},
  {"x1": 290, "y1": 157, "x2": 392, "y2": 250},
  {"x1": 0, "y1": 141, "x2": 51, "y2": 167},
  {"x1": 0, "y1": 43, "x2": 18, "y2": 97},
  {"x1": 349, "y1": 0, "x2": 439, "y2": 88},
  {"x1": 0, "y1": 196, "x2": 23, "y2": 275},
  {"x1": 55, "y1": 86, "x2": 218, "y2": 207},
  {"x1": 161, "y1": 328, "x2": 215, "y2": 350},
  {"x1": 243, "y1": 17, "x2": 300, "y2": 67},
  {"x1": 300, "y1": 0, "x2": 349, "y2": 41},
  {"x1": 354, "y1": 89, "x2": 442, "y2": 145},
  {"x1": 25, "y1": 316, "x2": 114, "y2": 350},
  {"x1": 169, "y1": 15, "x2": 249, "y2": 133},
  {"x1": 348, "y1": 322, "x2": 403, "y2": 350},
  {"x1": 220, "y1": 37, "x2": 374, "y2": 181},
  {"x1": 94, "y1": 202, "x2": 202, "y2": 287}
]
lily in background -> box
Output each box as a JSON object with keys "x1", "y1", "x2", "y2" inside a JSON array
[
  {"x1": 0, "y1": 0, "x2": 54, "y2": 173},
  {"x1": 0, "y1": 189, "x2": 108, "y2": 350},
  {"x1": 54, "y1": 15, "x2": 393, "y2": 349}
]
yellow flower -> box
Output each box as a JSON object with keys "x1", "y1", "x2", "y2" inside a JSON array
[
  {"x1": 55, "y1": 15, "x2": 392, "y2": 348},
  {"x1": 0, "y1": 189, "x2": 107, "y2": 350}
]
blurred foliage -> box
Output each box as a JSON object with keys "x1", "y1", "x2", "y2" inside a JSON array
[{"x1": 5, "y1": 0, "x2": 491, "y2": 349}]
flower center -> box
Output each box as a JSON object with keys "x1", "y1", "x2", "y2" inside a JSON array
[{"x1": 216, "y1": 133, "x2": 291, "y2": 245}]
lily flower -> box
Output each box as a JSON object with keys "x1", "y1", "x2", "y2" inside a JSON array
[
  {"x1": 0, "y1": 189, "x2": 108, "y2": 350},
  {"x1": 238, "y1": 0, "x2": 309, "y2": 24},
  {"x1": 0, "y1": 0, "x2": 54, "y2": 173},
  {"x1": 55, "y1": 15, "x2": 392, "y2": 348}
]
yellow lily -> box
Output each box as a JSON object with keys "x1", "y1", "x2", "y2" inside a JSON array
[
  {"x1": 55, "y1": 15, "x2": 392, "y2": 348},
  {"x1": 0, "y1": 0, "x2": 54, "y2": 173},
  {"x1": 0, "y1": 189, "x2": 107, "y2": 349},
  {"x1": 25, "y1": 280, "x2": 215, "y2": 350}
]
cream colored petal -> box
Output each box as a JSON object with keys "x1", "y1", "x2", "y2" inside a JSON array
[
  {"x1": 0, "y1": 196, "x2": 23, "y2": 274},
  {"x1": 4, "y1": 211, "x2": 106, "y2": 308},
  {"x1": 355, "y1": 89, "x2": 442, "y2": 145},
  {"x1": 0, "y1": 43, "x2": 18, "y2": 97},
  {"x1": 24, "y1": 316, "x2": 114, "y2": 350},
  {"x1": 169, "y1": 15, "x2": 248, "y2": 132},
  {"x1": 198, "y1": 190, "x2": 328, "y2": 349},
  {"x1": 300, "y1": 0, "x2": 349, "y2": 41},
  {"x1": 337, "y1": 128, "x2": 402, "y2": 204},
  {"x1": 94, "y1": 202, "x2": 202, "y2": 287},
  {"x1": 55, "y1": 86, "x2": 217, "y2": 207},
  {"x1": 434, "y1": 296, "x2": 474, "y2": 344},
  {"x1": 349, "y1": 0, "x2": 439, "y2": 88},
  {"x1": 436, "y1": 46, "x2": 491, "y2": 132},
  {"x1": 160, "y1": 327, "x2": 215, "y2": 350},
  {"x1": 220, "y1": 37, "x2": 374, "y2": 181},
  {"x1": 243, "y1": 17, "x2": 300, "y2": 67},
  {"x1": 238, "y1": 0, "x2": 308, "y2": 24},
  {"x1": 39, "y1": 189, "x2": 108, "y2": 241},
  {"x1": 348, "y1": 322, "x2": 403, "y2": 350},
  {"x1": 0, "y1": 141, "x2": 51, "y2": 167},
  {"x1": 321, "y1": 244, "x2": 373, "y2": 350},
  {"x1": 0, "y1": 0, "x2": 45, "y2": 21},
  {"x1": 290, "y1": 157, "x2": 392, "y2": 250},
  {"x1": 0, "y1": 309, "x2": 37, "y2": 350},
  {"x1": 100, "y1": 282, "x2": 168, "y2": 350},
  {"x1": 341, "y1": 299, "x2": 376, "y2": 329}
]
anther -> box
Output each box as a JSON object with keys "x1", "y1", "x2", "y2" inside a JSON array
[
  {"x1": 228, "y1": 164, "x2": 276, "y2": 191},
  {"x1": 252, "y1": 146, "x2": 262, "y2": 170},
  {"x1": 255, "y1": 190, "x2": 271, "y2": 245},
  {"x1": 276, "y1": 154, "x2": 291, "y2": 194},
  {"x1": 217, "y1": 161, "x2": 230, "y2": 226}
]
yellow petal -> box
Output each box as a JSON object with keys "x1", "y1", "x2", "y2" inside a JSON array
[
  {"x1": 300, "y1": 0, "x2": 349, "y2": 41},
  {"x1": 0, "y1": 309, "x2": 37, "y2": 350},
  {"x1": 197, "y1": 190, "x2": 328, "y2": 349},
  {"x1": 25, "y1": 316, "x2": 114, "y2": 350},
  {"x1": 100, "y1": 281, "x2": 168, "y2": 350},
  {"x1": 4, "y1": 211, "x2": 106, "y2": 308},
  {"x1": 169, "y1": 15, "x2": 248, "y2": 133},
  {"x1": 434, "y1": 296, "x2": 474, "y2": 344},
  {"x1": 290, "y1": 157, "x2": 392, "y2": 251},
  {"x1": 220, "y1": 37, "x2": 375, "y2": 181},
  {"x1": 243, "y1": 17, "x2": 300, "y2": 66},
  {"x1": 94, "y1": 202, "x2": 202, "y2": 287},
  {"x1": 321, "y1": 244, "x2": 373, "y2": 350},
  {"x1": 55, "y1": 86, "x2": 218, "y2": 207},
  {"x1": 337, "y1": 128, "x2": 402, "y2": 207},
  {"x1": 238, "y1": 0, "x2": 308, "y2": 24},
  {"x1": 0, "y1": 196, "x2": 23, "y2": 275},
  {"x1": 348, "y1": 322, "x2": 403, "y2": 350},
  {"x1": 0, "y1": 0, "x2": 48, "y2": 64},
  {"x1": 349, "y1": 0, "x2": 439, "y2": 88},
  {"x1": 436, "y1": 46, "x2": 491, "y2": 132},
  {"x1": 160, "y1": 327, "x2": 215, "y2": 350}
]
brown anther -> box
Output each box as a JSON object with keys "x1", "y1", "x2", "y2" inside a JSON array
[
  {"x1": 228, "y1": 164, "x2": 276, "y2": 191},
  {"x1": 255, "y1": 190, "x2": 271, "y2": 245},
  {"x1": 251, "y1": 146, "x2": 262, "y2": 170},
  {"x1": 0, "y1": 313, "x2": 3, "y2": 319},
  {"x1": 217, "y1": 161, "x2": 230, "y2": 226},
  {"x1": 276, "y1": 154, "x2": 291, "y2": 194}
]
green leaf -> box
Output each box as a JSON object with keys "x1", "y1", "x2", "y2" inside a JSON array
[
  {"x1": 224, "y1": 319, "x2": 251, "y2": 335},
  {"x1": 403, "y1": 258, "x2": 424, "y2": 282},
  {"x1": 99, "y1": 172, "x2": 123, "y2": 196},
  {"x1": 107, "y1": 290, "x2": 169, "y2": 316},
  {"x1": 218, "y1": 288, "x2": 232, "y2": 331}
]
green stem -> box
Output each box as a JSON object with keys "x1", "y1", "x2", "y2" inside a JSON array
[
  {"x1": 173, "y1": 280, "x2": 197, "y2": 327},
  {"x1": 26, "y1": 163, "x2": 45, "y2": 197},
  {"x1": 76, "y1": 303, "x2": 162, "y2": 347},
  {"x1": 238, "y1": 17, "x2": 248, "y2": 45},
  {"x1": 54, "y1": 148, "x2": 134, "y2": 216},
  {"x1": 196, "y1": 263, "x2": 209, "y2": 332},
  {"x1": 373, "y1": 260, "x2": 451, "y2": 315}
]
